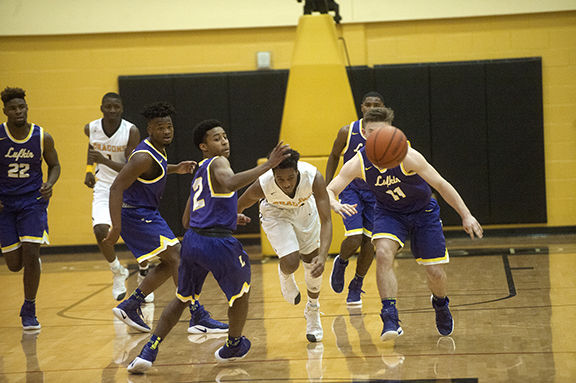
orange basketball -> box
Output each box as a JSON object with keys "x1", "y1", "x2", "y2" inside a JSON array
[{"x1": 365, "y1": 125, "x2": 408, "y2": 169}]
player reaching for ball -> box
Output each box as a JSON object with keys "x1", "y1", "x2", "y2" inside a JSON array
[{"x1": 326, "y1": 107, "x2": 483, "y2": 341}]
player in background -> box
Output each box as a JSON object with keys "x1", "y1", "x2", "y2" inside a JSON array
[
  {"x1": 106, "y1": 104, "x2": 227, "y2": 335},
  {"x1": 327, "y1": 107, "x2": 483, "y2": 340},
  {"x1": 84, "y1": 92, "x2": 155, "y2": 302},
  {"x1": 0, "y1": 87, "x2": 61, "y2": 329},
  {"x1": 127, "y1": 120, "x2": 290, "y2": 373},
  {"x1": 237, "y1": 149, "x2": 332, "y2": 342},
  {"x1": 325, "y1": 92, "x2": 389, "y2": 306}
]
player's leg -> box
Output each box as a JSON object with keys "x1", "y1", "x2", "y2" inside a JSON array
[
  {"x1": 187, "y1": 266, "x2": 228, "y2": 334},
  {"x1": 113, "y1": 208, "x2": 179, "y2": 332},
  {"x1": 331, "y1": 186, "x2": 363, "y2": 293},
  {"x1": 411, "y1": 199, "x2": 453, "y2": 336},
  {"x1": 261, "y1": 213, "x2": 302, "y2": 304},
  {"x1": 346, "y1": 190, "x2": 376, "y2": 304},
  {"x1": 92, "y1": 183, "x2": 130, "y2": 300},
  {"x1": 209, "y1": 236, "x2": 252, "y2": 361}
]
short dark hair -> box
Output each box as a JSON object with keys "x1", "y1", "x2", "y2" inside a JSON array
[
  {"x1": 102, "y1": 92, "x2": 122, "y2": 104},
  {"x1": 141, "y1": 101, "x2": 175, "y2": 121},
  {"x1": 363, "y1": 107, "x2": 395, "y2": 124},
  {"x1": 361, "y1": 91, "x2": 385, "y2": 105},
  {"x1": 1, "y1": 87, "x2": 26, "y2": 105},
  {"x1": 273, "y1": 149, "x2": 300, "y2": 171},
  {"x1": 193, "y1": 119, "x2": 223, "y2": 149}
]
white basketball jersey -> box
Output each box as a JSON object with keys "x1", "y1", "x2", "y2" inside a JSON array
[
  {"x1": 259, "y1": 161, "x2": 317, "y2": 211},
  {"x1": 88, "y1": 118, "x2": 134, "y2": 184}
]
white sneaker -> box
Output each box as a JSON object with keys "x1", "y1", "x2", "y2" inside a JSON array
[
  {"x1": 137, "y1": 272, "x2": 154, "y2": 303},
  {"x1": 112, "y1": 266, "x2": 129, "y2": 301},
  {"x1": 278, "y1": 264, "x2": 301, "y2": 305},
  {"x1": 127, "y1": 356, "x2": 152, "y2": 374},
  {"x1": 304, "y1": 302, "x2": 323, "y2": 342}
]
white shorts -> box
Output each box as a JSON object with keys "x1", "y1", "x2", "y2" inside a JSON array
[
  {"x1": 260, "y1": 200, "x2": 320, "y2": 258},
  {"x1": 92, "y1": 181, "x2": 112, "y2": 227}
]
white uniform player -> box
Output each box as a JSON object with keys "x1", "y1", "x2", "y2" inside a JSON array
[
  {"x1": 237, "y1": 150, "x2": 333, "y2": 343},
  {"x1": 83, "y1": 92, "x2": 147, "y2": 302},
  {"x1": 88, "y1": 118, "x2": 132, "y2": 227},
  {"x1": 259, "y1": 161, "x2": 320, "y2": 258}
]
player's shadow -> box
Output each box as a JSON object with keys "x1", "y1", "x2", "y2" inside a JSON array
[
  {"x1": 21, "y1": 329, "x2": 44, "y2": 383},
  {"x1": 331, "y1": 306, "x2": 405, "y2": 381}
]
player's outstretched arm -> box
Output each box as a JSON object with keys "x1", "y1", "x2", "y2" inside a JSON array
[
  {"x1": 83, "y1": 124, "x2": 96, "y2": 188},
  {"x1": 236, "y1": 180, "x2": 264, "y2": 226},
  {"x1": 325, "y1": 125, "x2": 349, "y2": 184},
  {"x1": 40, "y1": 131, "x2": 61, "y2": 200},
  {"x1": 212, "y1": 142, "x2": 291, "y2": 193},
  {"x1": 310, "y1": 170, "x2": 333, "y2": 277},
  {"x1": 404, "y1": 148, "x2": 483, "y2": 239},
  {"x1": 326, "y1": 155, "x2": 361, "y2": 218},
  {"x1": 104, "y1": 153, "x2": 153, "y2": 245},
  {"x1": 167, "y1": 161, "x2": 197, "y2": 175}
]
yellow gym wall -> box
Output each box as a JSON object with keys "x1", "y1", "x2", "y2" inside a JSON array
[{"x1": 0, "y1": 11, "x2": 574, "y2": 246}]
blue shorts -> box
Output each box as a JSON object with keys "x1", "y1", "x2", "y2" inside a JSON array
[
  {"x1": 177, "y1": 229, "x2": 251, "y2": 307},
  {"x1": 372, "y1": 198, "x2": 448, "y2": 265},
  {"x1": 0, "y1": 193, "x2": 49, "y2": 253},
  {"x1": 339, "y1": 183, "x2": 375, "y2": 237},
  {"x1": 120, "y1": 207, "x2": 179, "y2": 263}
]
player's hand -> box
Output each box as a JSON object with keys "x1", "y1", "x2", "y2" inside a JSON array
[
  {"x1": 309, "y1": 254, "x2": 327, "y2": 278},
  {"x1": 87, "y1": 148, "x2": 106, "y2": 163},
  {"x1": 0, "y1": 199, "x2": 3, "y2": 213},
  {"x1": 39, "y1": 183, "x2": 53, "y2": 200},
  {"x1": 462, "y1": 214, "x2": 483, "y2": 239},
  {"x1": 103, "y1": 226, "x2": 121, "y2": 246},
  {"x1": 331, "y1": 201, "x2": 357, "y2": 218},
  {"x1": 266, "y1": 141, "x2": 291, "y2": 169},
  {"x1": 237, "y1": 213, "x2": 251, "y2": 226},
  {"x1": 84, "y1": 172, "x2": 96, "y2": 188},
  {"x1": 173, "y1": 160, "x2": 197, "y2": 175}
]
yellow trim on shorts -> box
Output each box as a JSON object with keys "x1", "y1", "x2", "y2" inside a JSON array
[
  {"x1": 1, "y1": 242, "x2": 22, "y2": 253},
  {"x1": 20, "y1": 231, "x2": 49, "y2": 244},
  {"x1": 372, "y1": 232, "x2": 405, "y2": 248},
  {"x1": 344, "y1": 228, "x2": 363, "y2": 236},
  {"x1": 136, "y1": 235, "x2": 179, "y2": 263},
  {"x1": 416, "y1": 248, "x2": 450, "y2": 265},
  {"x1": 228, "y1": 282, "x2": 251, "y2": 307},
  {"x1": 362, "y1": 228, "x2": 373, "y2": 238}
]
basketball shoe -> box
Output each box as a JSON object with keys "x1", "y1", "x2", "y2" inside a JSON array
[
  {"x1": 330, "y1": 255, "x2": 348, "y2": 293},
  {"x1": 431, "y1": 295, "x2": 454, "y2": 336},
  {"x1": 214, "y1": 336, "x2": 251, "y2": 362},
  {"x1": 305, "y1": 302, "x2": 323, "y2": 342},
  {"x1": 113, "y1": 298, "x2": 151, "y2": 333},
  {"x1": 380, "y1": 305, "x2": 403, "y2": 341},
  {"x1": 127, "y1": 338, "x2": 159, "y2": 374},
  {"x1": 20, "y1": 301, "x2": 41, "y2": 331},
  {"x1": 278, "y1": 264, "x2": 301, "y2": 305},
  {"x1": 188, "y1": 301, "x2": 229, "y2": 334},
  {"x1": 112, "y1": 266, "x2": 129, "y2": 301},
  {"x1": 346, "y1": 276, "x2": 365, "y2": 306}
]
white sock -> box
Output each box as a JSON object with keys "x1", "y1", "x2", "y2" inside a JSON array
[
  {"x1": 308, "y1": 297, "x2": 319, "y2": 307},
  {"x1": 109, "y1": 258, "x2": 121, "y2": 272}
]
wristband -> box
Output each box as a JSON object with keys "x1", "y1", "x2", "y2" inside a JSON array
[{"x1": 86, "y1": 164, "x2": 95, "y2": 173}]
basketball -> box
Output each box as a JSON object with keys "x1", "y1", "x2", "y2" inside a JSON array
[{"x1": 365, "y1": 125, "x2": 408, "y2": 169}]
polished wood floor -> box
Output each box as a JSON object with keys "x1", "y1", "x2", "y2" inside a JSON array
[{"x1": 1, "y1": 234, "x2": 575, "y2": 382}]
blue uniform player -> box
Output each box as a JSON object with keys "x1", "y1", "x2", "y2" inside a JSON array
[
  {"x1": 0, "y1": 87, "x2": 61, "y2": 330},
  {"x1": 127, "y1": 119, "x2": 289, "y2": 373},
  {"x1": 325, "y1": 92, "x2": 389, "y2": 306},
  {"x1": 327, "y1": 108, "x2": 483, "y2": 341},
  {"x1": 106, "y1": 102, "x2": 226, "y2": 334}
]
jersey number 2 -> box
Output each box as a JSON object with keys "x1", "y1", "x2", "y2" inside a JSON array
[
  {"x1": 192, "y1": 177, "x2": 205, "y2": 211},
  {"x1": 8, "y1": 163, "x2": 30, "y2": 178}
]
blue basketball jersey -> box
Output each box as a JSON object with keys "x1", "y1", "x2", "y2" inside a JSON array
[
  {"x1": 122, "y1": 138, "x2": 167, "y2": 209},
  {"x1": 188, "y1": 157, "x2": 238, "y2": 231},
  {"x1": 0, "y1": 123, "x2": 44, "y2": 196},
  {"x1": 342, "y1": 119, "x2": 371, "y2": 191},
  {"x1": 359, "y1": 148, "x2": 431, "y2": 213}
]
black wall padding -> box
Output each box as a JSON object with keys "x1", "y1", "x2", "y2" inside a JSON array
[
  {"x1": 485, "y1": 58, "x2": 546, "y2": 223},
  {"x1": 429, "y1": 62, "x2": 491, "y2": 225},
  {"x1": 374, "y1": 64, "x2": 432, "y2": 159},
  {"x1": 346, "y1": 66, "x2": 374, "y2": 118}
]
